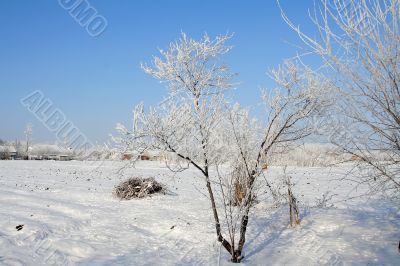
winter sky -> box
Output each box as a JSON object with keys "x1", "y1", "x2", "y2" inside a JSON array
[{"x1": 0, "y1": 1, "x2": 319, "y2": 143}]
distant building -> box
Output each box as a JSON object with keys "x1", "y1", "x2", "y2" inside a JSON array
[
  {"x1": 140, "y1": 150, "x2": 165, "y2": 161},
  {"x1": 59, "y1": 154, "x2": 74, "y2": 161},
  {"x1": 140, "y1": 154, "x2": 150, "y2": 160},
  {"x1": 351, "y1": 155, "x2": 362, "y2": 161},
  {"x1": 31, "y1": 144, "x2": 74, "y2": 161},
  {"x1": 43, "y1": 154, "x2": 59, "y2": 160},
  {"x1": 122, "y1": 153, "x2": 133, "y2": 160},
  {"x1": 0, "y1": 146, "x2": 17, "y2": 160},
  {"x1": 110, "y1": 150, "x2": 169, "y2": 161},
  {"x1": 149, "y1": 150, "x2": 165, "y2": 161}
]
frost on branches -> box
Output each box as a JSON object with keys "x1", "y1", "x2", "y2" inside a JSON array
[
  {"x1": 281, "y1": 0, "x2": 400, "y2": 197},
  {"x1": 114, "y1": 33, "x2": 329, "y2": 262}
]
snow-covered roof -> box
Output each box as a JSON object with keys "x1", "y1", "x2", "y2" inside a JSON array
[
  {"x1": 30, "y1": 144, "x2": 72, "y2": 155},
  {"x1": 0, "y1": 146, "x2": 16, "y2": 153},
  {"x1": 143, "y1": 150, "x2": 166, "y2": 157}
]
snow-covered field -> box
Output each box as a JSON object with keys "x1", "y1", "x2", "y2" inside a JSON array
[{"x1": 0, "y1": 161, "x2": 399, "y2": 265}]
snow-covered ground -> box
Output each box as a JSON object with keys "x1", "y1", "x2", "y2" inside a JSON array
[{"x1": 0, "y1": 161, "x2": 399, "y2": 265}]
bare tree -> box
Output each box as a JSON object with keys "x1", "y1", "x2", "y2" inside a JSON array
[
  {"x1": 286, "y1": 172, "x2": 300, "y2": 227},
  {"x1": 280, "y1": 0, "x2": 400, "y2": 197},
  {"x1": 24, "y1": 123, "x2": 33, "y2": 158}
]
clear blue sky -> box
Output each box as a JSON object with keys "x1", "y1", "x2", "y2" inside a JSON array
[{"x1": 0, "y1": 0, "x2": 317, "y2": 144}]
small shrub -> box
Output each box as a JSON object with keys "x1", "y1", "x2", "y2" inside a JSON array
[
  {"x1": 315, "y1": 191, "x2": 336, "y2": 208},
  {"x1": 113, "y1": 177, "x2": 165, "y2": 200}
]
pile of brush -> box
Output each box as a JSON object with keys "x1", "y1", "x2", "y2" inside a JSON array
[{"x1": 113, "y1": 177, "x2": 165, "y2": 200}]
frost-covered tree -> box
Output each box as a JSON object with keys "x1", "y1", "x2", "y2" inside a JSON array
[
  {"x1": 13, "y1": 139, "x2": 23, "y2": 158},
  {"x1": 115, "y1": 33, "x2": 328, "y2": 262},
  {"x1": 280, "y1": 0, "x2": 400, "y2": 197},
  {"x1": 24, "y1": 123, "x2": 33, "y2": 157},
  {"x1": 216, "y1": 61, "x2": 329, "y2": 256},
  {"x1": 115, "y1": 33, "x2": 241, "y2": 261}
]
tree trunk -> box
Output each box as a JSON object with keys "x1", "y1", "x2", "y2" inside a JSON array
[
  {"x1": 288, "y1": 184, "x2": 300, "y2": 227},
  {"x1": 202, "y1": 172, "x2": 235, "y2": 258},
  {"x1": 231, "y1": 250, "x2": 243, "y2": 263}
]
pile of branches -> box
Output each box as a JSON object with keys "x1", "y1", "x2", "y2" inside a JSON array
[{"x1": 113, "y1": 177, "x2": 165, "y2": 200}]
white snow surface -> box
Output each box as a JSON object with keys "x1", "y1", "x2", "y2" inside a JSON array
[{"x1": 0, "y1": 161, "x2": 399, "y2": 265}]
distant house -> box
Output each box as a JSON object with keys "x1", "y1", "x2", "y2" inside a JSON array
[
  {"x1": 31, "y1": 144, "x2": 74, "y2": 161},
  {"x1": 59, "y1": 154, "x2": 74, "y2": 161},
  {"x1": 9, "y1": 147, "x2": 17, "y2": 159},
  {"x1": 149, "y1": 150, "x2": 165, "y2": 161},
  {"x1": 140, "y1": 150, "x2": 165, "y2": 161},
  {"x1": 351, "y1": 155, "x2": 362, "y2": 161},
  {"x1": 42, "y1": 154, "x2": 74, "y2": 161},
  {"x1": 140, "y1": 154, "x2": 150, "y2": 160},
  {"x1": 0, "y1": 146, "x2": 17, "y2": 160},
  {"x1": 110, "y1": 150, "x2": 169, "y2": 161},
  {"x1": 28, "y1": 155, "x2": 40, "y2": 160},
  {"x1": 122, "y1": 153, "x2": 133, "y2": 160},
  {"x1": 43, "y1": 154, "x2": 59, "y2": 160}
]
